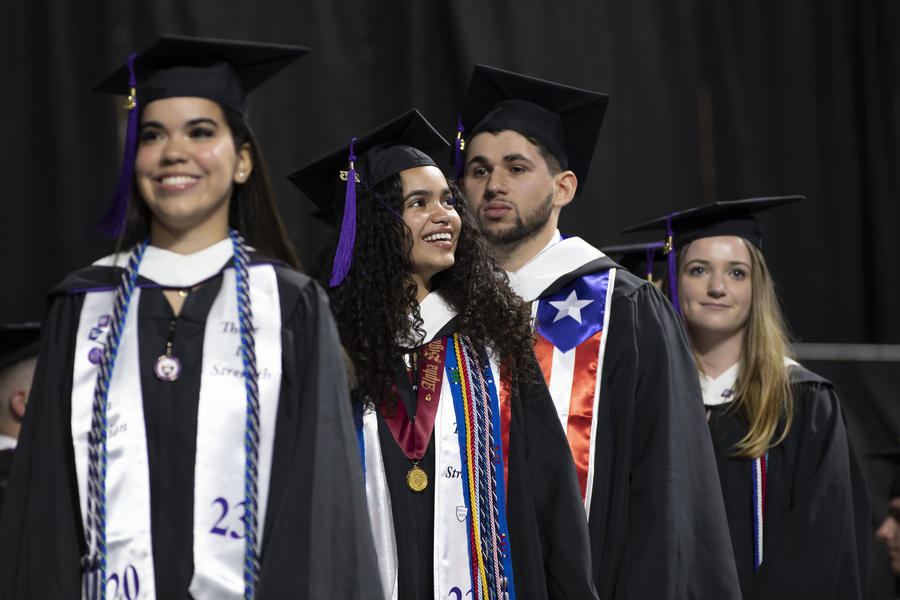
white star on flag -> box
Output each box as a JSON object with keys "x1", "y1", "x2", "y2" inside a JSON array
[{"x1": 549, "y1": 290, "x2": 594, "y2": 324}]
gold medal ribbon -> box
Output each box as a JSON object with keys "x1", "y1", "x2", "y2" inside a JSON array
[{"x1": 380, "y1": 337, "x2": 448, "y2": 491}]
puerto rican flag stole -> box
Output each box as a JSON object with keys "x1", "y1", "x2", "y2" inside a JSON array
[{"x1": 531, "y1": 268, "x2": 615, "y2": 515}]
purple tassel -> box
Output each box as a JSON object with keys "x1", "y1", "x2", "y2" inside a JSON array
[
  {"x1": 99, "y1": 53, "x2": 139, "y2": 238},
  {"x1": 664, "y1": 212, "x2": 681, "y2": 314},
  {"x1": 454, "y1": 117, "x2": 465, "y2": 181},
  {"x1": 329, "y1": 138, "x2": 358, "y2": 287},
  {"x1": 645, "y1": 242, "x2": 663, "y2": 282}
]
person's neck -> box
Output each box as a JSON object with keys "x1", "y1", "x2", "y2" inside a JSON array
[
  {"x1": 413, "y1": 274, "x2": 432, "y2": 303},
  {"x1": 690, "y1": 329, "x2": 744, "y2": 379},
  {"x1": 494, "y1": 224, "x2": 558, "y2": 272},
  {"x1": 151, "y1": 223, "x2": 229, "y2": 255},
  {"x1": 0, "y1": 421, "x2": 19, "y2": 440}
]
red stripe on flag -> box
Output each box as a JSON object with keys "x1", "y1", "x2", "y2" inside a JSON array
[
  {"x1": 566, "y1": 331, "x2": 603, "y2": 500},
  {"x1": 533, "y1": 334, "x2": 554, "y2": 387}
]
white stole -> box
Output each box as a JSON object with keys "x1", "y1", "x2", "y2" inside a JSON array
[
  {"x1": 71, "y1": 240, "x2": 282, "y2": 599},
  {"x1": 363, "y1": 292, "x2": 490, "y2": 599}
]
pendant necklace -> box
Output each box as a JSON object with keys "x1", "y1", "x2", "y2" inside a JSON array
[
  {"x1": 405, "y1": 352, "x2": 428, "y2": 492},
  {"x1": 154, "y1": 289, "x2": 188, "y2": 381},
  {"x1": 381, "y1": 337, "x2": 449, "y2": 492}
]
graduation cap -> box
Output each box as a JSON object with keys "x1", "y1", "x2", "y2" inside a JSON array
[
  {"x1": 621, "y1": 195, "x2": 804, "y2": 313},
  {"x1": 0, "y1": 323, "x2": 40, "y2": 374},
  {"x1": 93, "y1": 35, "x2": 309, "y2": 238},
  {"x1": 288, "y1": 109, "x2": 450, "y2": 287},
  {"x1": 454, "y1": 64, "x2": 609, "y2": 195},
  {"x1": 870, "y1": 446, "x2": 900, "y2": 498},
  {"x1": 601, "y1": 241, "x2": 666, "y2": 284}
]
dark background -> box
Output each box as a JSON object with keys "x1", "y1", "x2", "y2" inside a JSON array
[{"x1": 2, "y1": 0, "x2": 899, "y2": 596}]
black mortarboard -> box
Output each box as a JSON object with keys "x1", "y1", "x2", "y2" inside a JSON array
[
  {"x1": 288, "y1": 109, "x2": 450, "y2": 286},
  {"x1": 601, "y1": 241, "x2": 666, "y2": 284},
  {"x1": 869, "y1": 446, "x2": 900, "y2": 498},
  {"x1": 622, "y1": 196, "x2": 804, "y2": 251},
  {"x1": 93, "y1": 35, "x2": 308, "y2": 238},
  {"x1": 92, "y1": 35, "x2": 308, "y2": 115},
  {"x1": 0, "y1": 323, "x2": 40, "y2": 374},
  {"x1": 454, "y1": 64, "x2": 609, "y2": 195},
  {"x1": 622, "y1": 195, "x2": 804, "y2": 313}
]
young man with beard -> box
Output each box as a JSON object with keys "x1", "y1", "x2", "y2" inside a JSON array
[{"x1": 455, "y1": 65, "x2": 741, "y2": 599}]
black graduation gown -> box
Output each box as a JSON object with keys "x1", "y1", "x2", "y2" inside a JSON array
[
  {"x1": 0, "y1": 257, "x2": 381, "y2": 598},
  {"x1": 708, "y1": 364, "x2": 871, "y2": 599},
  {"x1": 378, "y1": 318, "x2": 597, "y2": 599},
  {"x1": 533, "y1": 258, "x2": 741, "y2": 599},
  {"x1": 0, "y1": 449, "x2": 13, "y2": 513}
]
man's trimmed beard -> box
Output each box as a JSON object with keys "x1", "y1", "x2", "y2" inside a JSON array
[{"x1": 478, "y1": 191, "x2": 554, "y2": 246}]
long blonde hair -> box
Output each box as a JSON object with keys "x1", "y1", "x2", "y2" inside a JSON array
[{"x1": 677, "y1": 238, "x2": 794, "y2": 458}]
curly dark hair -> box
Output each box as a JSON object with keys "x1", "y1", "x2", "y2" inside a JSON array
[
  {"x1": 320, "y1": 171, "x2": 539, "y2": 411},
  {"x1": 118, "y1": 105, "x2": 301, "y2": 270}
]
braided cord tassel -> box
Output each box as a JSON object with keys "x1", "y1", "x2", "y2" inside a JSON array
[
  {"x1": 464, "y1": 346, "x2": 490, "y2": 599},
  {"x1": 230, "y1": 229, "x2": 261, "y2": 599},
  {"x1": 454, "y1": 335, "x2": 484, "y2": 599},
  {"x1": 83, "y1": 239, "x2": 148, "y2": 599},
  {"x1": 473, "y1": 346, "x2": 504, "y2": 598},
  {"x1": 462, "y1": 337, "x2": 498, "y2": 595},
  {"x1": 752, "y1": 452, "x2": 769, "y2": 571}
]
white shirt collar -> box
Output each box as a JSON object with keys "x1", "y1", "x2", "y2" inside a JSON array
[
  {"x1": 699, "y1": 361, "x2": 741, "y2": 407},
  {"x1": 506, "y1": 230, "x2": 606, "y2": 302},
  {"x1": 530, "y1": 229, "x2": 564, "y2": 262},
  {"x1": 400, "y1": 291, "x2": 457, "y2": 347},
  {"x1": 93, "y1": 238, "x2": 235, "y2": 288},
  {"x1": 0, "y1": 434, "x2": 17, "y2": 451},
  {"x1": 700, "y1": 357, "x2": 798, "y2": 407}
]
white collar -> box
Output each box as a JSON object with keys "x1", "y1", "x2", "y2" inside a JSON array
[
  {"x1": 700, "y1": 357, "x2": 798, "y2": 407},
  {"x1": 400, "y1": 291, "x2": 457, "y2": 347},
  {"x1": 506, "y1": 231, "x2": 606, "y2": 302},
  {"x1": 93, "y1": 238, "x2": 234, "y2": 288},
  {"x1": 0, "y1": 434, "x2": 17, "y2": 451},
  {"x1": 699, "y1": 361, "x2": 741, "y2": 407}
]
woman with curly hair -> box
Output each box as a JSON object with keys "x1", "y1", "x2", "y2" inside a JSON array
[
  {"x1": 625, "y1": 196, "x2": 870, "y2": 600},
  {"x1": 290, "y1": 109, "x2": 596, "y2": 600},
  {"x1": 0, "y1": 36, "x2": 379, "y2": 599}
]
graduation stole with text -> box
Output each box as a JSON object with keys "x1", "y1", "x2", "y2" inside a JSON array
[
  {"x1": 358, "y1": 333, "x2": 516, "y2": 600},
  {"x1": 532, "y1": 269, "x2": 614, "y2": 511},
  {"x1": 71, "y1": 244, "x2": 282, "y2": 600}
]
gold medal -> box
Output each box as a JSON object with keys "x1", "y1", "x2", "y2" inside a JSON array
[{"x1": 407, "y1": 463, "x2": 428, "y2": 492}]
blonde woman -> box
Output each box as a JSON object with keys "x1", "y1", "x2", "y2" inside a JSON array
[{"x1": 626, "y1": 196, "x2": 870, "y2": 600}]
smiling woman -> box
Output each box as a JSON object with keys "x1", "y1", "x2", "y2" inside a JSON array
[
  {"x1": 134, "y1": 97, "x2": 250, "y2": 250},
  {"x1": 0, "y1": 35, "x2": 380, "y2": 600},
  {"x1": 399, "y1": 164, "x2": 461, "y2": 300},
  {"x1": 626, "y1": 196, "x2": 871, "y2": 600},
  {"x1": 289, "y1": 109, "x2": 597, "y2": 599},
  {"x1": 134, "y1": 97, "x2": 253, "y2": 253},
  {"x1": 678, "y1": 235, "x2": 753, "y2": 359}
]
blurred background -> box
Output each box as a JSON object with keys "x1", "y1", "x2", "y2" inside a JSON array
[{"x1": 2, "y1": 0, "x2": 898, "y2": 595}]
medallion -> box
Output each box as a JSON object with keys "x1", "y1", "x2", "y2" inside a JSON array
[
  {"x1": 381, "y1": 339, "x2": 448, "y2": 493},
  {"x1": 154, "y1": 353, "x2": 182, "y2": 381},
  {"x1": 407, "y1": 463, "x2": 428, "y2": 492},
  {"x1": 155, "y1": 320, "x2": 181, "y2": 381}
]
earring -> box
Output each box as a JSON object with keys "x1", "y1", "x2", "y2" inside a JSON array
[{"x1": 238, "y1": 171, "x2": 245, "y2": 180}]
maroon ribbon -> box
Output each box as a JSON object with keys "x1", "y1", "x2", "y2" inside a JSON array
[{"x1": 381, "y1": 337, "x2": 448, "y2": 460}]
